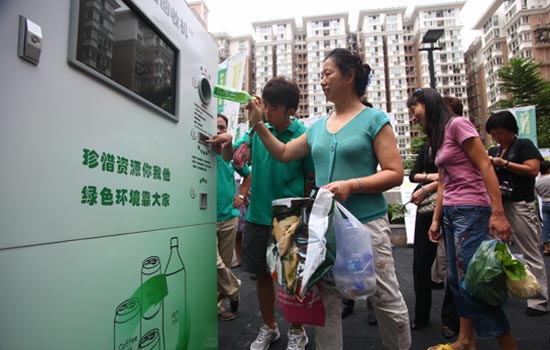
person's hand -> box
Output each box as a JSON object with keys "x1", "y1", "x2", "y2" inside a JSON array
[
  {"x1": 489, "y1": 211, "x2": 512, "y2": 241},
  {"x1": 232, "y1": 194, "x2": 245, "y2": 208},
  {"x1": 324, "y1": 180, "x2": 354, "y2": 202},
  {"x1": 410, "y1": 188, "x2": 427, "y2": 206},
  {"x1": 428, "y1": 221, "x2": 442, "y2": 242},
  {"x1": 245, "y1": 94, "x2": 264, "y2": 127},
  {"x1": 207, "y1": 133, "x2": 232, "y2": 153},
  {"x1": 489, "y1": 155, "x2": 507, "y2": 168}
]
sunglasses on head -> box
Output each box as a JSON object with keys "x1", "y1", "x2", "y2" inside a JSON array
[{"x1": 413, "y1": 88, "x2": 423, "y2": 96}]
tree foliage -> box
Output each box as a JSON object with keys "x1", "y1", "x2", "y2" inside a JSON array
[
  {"x1": 410, "y1": 124, "x2": 427, "y2": 155},
  {"x1": 497, "y1": 58, "x2": 550, "y2": 147}
]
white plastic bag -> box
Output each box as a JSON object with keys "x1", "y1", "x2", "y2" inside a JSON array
[
  {"x1": 506, "y1": 254, "x2": 541, "y2": 299},
  {"x1": 331, "y1": 201, "x2": 376, "y2": 299}
]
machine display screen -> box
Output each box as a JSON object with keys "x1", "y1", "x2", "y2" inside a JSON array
[{"x1": 75, "y1": 0, "x2": 177, "y2": 115}]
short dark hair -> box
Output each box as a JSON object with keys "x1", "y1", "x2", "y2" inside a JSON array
[
  {"x1": 485, "y1": 110, "x2": 519, "y2": 135},
  {"x1": 541, "y1": 160, "x2": 550, "y2": 174},
  {"x1": 442, "y1": 96, "x2": 463, "y2": 116},
  {"x1": 217, "y1": 114, "x2": 228, "y2": 126},
  {"x1": 262, "y1": 76, "x2": 300, "y2": 111},
  {"x1": 325, "y1": 48, "x2": 371, "y2": 98}
]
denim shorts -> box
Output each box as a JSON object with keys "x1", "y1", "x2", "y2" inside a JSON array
[{"x1": 443, "y1": 205, "x2": 511, "y2": 337}]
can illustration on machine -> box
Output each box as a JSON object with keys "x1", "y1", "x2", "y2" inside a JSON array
[
  {"x1": 139, "y1": 329, "x2": 161, "y2": 350},
  {"x1": 141, "y1": 256, "x2": 164, "y2": 350},
  {"x1": 114, "y1": 298, "x2": 141, "y2": 350}
]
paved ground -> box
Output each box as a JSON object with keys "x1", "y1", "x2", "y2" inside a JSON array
[{"x1": 218, "y1": 245, "x2": 550, "y2": 349}]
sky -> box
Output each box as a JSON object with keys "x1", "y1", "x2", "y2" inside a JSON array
[{"x1": 203, "y1": 0, "x2": 495, "y2": 50}]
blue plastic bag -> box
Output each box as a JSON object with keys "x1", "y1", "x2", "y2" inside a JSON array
[{"x1": 331, "y1": 201, "x2": 376, "y2": 299}]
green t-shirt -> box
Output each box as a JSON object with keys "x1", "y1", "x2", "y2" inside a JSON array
[
  {"x1": 216, "y1": 154, "x2": 250, "y2": 222},
  {"x1": 234, "y1": 118, "x2": 314, "y2": 225},
  {"x1": 306, "y1": 108, "x2": 389, "y2": 223}
]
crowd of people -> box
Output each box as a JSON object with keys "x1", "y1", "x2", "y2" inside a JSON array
[{"x1": 209, "y1": 48, "x2": 549, "y2": 350}]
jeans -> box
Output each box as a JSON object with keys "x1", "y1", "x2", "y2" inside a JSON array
[{"x1": 443, "y1": 206, "x2": 511, "y2": 337}]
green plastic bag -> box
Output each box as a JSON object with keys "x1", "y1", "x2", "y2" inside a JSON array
[{"x1": 464, "y1": 239, "x2": 518, "y2": 305}]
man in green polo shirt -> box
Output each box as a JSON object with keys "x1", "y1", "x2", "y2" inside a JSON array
[
  {"x1": 215, "y1": 114, "x2": 251, "y2": 321},
  {"x1": 210, "y1": 77, "x2": 314, "y2": 350}
]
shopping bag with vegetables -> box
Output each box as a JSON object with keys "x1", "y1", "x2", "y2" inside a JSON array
[
  {"x1": 463, "y1": 239, "x2": 509, "y2": 305},
  {"x1": 505, "y1": 254, "x2": 541, "y2": 299}
]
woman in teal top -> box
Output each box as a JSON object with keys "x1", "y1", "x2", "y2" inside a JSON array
[
  {"x1": 248, "y1": 48, "x2": 411, "y2": 350},
  {"x1": 306, "y1": 107, "x2": 389, "y2": 223}
]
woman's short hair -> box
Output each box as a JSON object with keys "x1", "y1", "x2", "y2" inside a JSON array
[{"x1": 485, "y1": 110, "x2": 519, "y2": 135}]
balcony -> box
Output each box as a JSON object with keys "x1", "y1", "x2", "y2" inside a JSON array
[{"x1": 535, "y1": 25, "x2": 550, "y2": 47}]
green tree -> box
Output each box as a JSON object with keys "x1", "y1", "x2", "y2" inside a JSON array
[
  {"x1": 410, "y1": 124, "x2": 427, "y2": 155},
  {"x1": 497, "y1": 58, "x2": 550, "y2": 147}
]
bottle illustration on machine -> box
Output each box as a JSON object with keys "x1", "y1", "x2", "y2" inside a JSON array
[
  {"x1": 163, "y1": 237, "x2": 189, "y2": 350},
  {"x1": 114, "y1": 237, "x2": 189, "y2": 350}
]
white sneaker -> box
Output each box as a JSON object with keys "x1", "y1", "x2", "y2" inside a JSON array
[
  {"x1": 286, "y1": 327, "x2": 308, "y2": 350},
  {"x1": 250, "y1": 324, "x2": 281, "y2": 350}
]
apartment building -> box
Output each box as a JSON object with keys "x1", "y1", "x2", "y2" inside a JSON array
[
  {"x1": 504, "y1": 0, "x2": 550, "y2": 77},
  {"x1": 472, "y1": 0, "x2": 511, "y2": 113},
  {"x1": 303, "y1": 13, "x2": 349, "y2": 118},
  {"x1": 358, "y1": 7, "x2": 410, "y2": 155},
  {"x1": 466, "y1": 0, "x2": 550, "y2": 141},
  {"x1": 356, "y1": 2, "x2": 467, "y2": 155},
  {"x1": 408, "y1": 2, "x2": 468, "y2": 102},
  {"x1": 294, "y1": 28, "x2": 309, "y2": 119},
  {"x1": 464, "y1": 37, "x2": 490, "y2": 142},
  {"x1": 251, "y1": 19, "x2": 296, "y2": 94}
]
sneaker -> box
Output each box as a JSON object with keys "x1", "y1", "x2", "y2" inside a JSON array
[
  {"x1": 250, "y1": 324, "x2": 280, "y2": 350},
  {"x1": 286, "y1": 327, "x2": 308, "y2": 350}
]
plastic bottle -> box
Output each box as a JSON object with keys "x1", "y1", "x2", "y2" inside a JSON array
[
  {"x1": 213, "y1": 85, "x2": 254, "y2": 104},
  {"x1": 333, "y1": 219, "x2": 376, "y2": 298}
]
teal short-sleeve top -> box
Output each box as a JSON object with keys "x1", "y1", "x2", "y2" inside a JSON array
[
  {"x1": 216, "y1": 155, "x2": 250, "y2": 221},
  {"x1": 306, "y1": 108, "x2": 389, "y2": 223}
]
